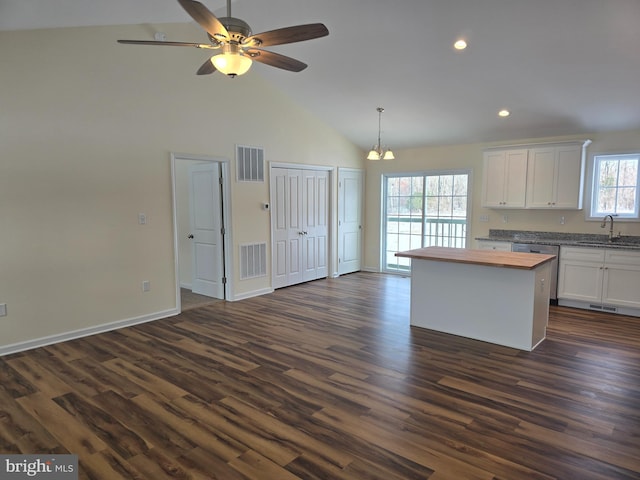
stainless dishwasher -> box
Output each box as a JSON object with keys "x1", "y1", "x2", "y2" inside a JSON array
[{"x1": 511, "y1": 243, "x2": 560, "y2": 303}]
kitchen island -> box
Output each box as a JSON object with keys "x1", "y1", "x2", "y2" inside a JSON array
[{"x1": 395, "y1": 247, "x2": 556, "y2": 351}]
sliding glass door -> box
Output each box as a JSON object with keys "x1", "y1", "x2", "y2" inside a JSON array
[{"x1": 383, "y1": 170, "x2": 470, "y2": 273}]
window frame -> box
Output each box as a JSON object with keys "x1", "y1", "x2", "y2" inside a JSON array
[
  {"x1": 381, "y1": 168, "x2": 472, "y2": 274},
  {"x1": 586, "y1": 152, "x2": 640, "y2": 221}
]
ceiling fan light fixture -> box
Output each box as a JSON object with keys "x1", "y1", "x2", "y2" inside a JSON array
[
  {"x1": 211, "y1": 44, "x2": 252, "y2": 77},
  {"x1": 367, "y1": 107, "x2": 394, "y2": 161}
]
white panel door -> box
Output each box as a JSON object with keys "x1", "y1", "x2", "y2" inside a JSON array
[
  {"x1": 338, "y1": 169, "x2": 363, "y2": 275},
  {"x1": 189, "y1": 163, "x2": 224, "y2": 298},
  {"x1": 271, "y1": 168, "x2": 303, "y2": 288},
  {"x1": 303, "y1": 170, "x2": 329, "y2": 282}
]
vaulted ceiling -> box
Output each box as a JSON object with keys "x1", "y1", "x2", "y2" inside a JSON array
[{"x1": 3, "y1": 0, "x2": 640, "y2": 149}]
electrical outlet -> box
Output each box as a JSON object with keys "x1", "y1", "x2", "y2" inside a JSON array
[
  {"x1": 138, "y1": 213, "x2": 147, "y2": 225},
  {"x1": 502, "y1": 215, "x2": 509, "y2": 223},
  {"x1": 560, "y1": 216, "x2": 565, "y2": 225},
  {"x1": 0, "y1": 304, "x2": 6, "y2": 316},
  {"x1": 142, "y1": 281, "x2": 150, "y2": 292}
]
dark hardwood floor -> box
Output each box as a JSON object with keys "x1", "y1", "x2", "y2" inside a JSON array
[{"x1": 1, "y1": 272, "x2": 639, "y2": 479}]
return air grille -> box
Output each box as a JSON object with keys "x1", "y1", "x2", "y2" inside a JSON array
[
  {"x1": 240, "y1": 242, "x2": 267, "y2": 280},
  {"x1": 236, "y1": 145, "x2": 264, "y2": 182}
]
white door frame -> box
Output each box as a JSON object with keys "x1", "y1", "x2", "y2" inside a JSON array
[{"x1": 171, "y1": 153, "x2": 234, "y2": 310}]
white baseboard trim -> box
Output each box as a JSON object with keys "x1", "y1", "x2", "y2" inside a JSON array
[
  {"x1": 0, "y1": 308, "x2": 180, "y2": 357},
  {"x1": 232, "y1": 287, "x2": 273, "y2": 301},
  {"x1": 180, "y1": 282, "x2": 193, "y2": 290},
  {"x1": 361, "y1": 266, "x2": 380, "y2": 273}
]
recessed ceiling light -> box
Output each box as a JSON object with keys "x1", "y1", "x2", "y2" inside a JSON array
[
  {"x1": 454, "y1": 39, "x2": 467, "y2": 50},
  {"x1": 498, "y1": 109, "x2": 510, "y2": 117}
]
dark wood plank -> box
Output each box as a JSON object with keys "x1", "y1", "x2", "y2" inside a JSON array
[{"x1": 0, "y1": 272, "x2": 638, "y2": 479}]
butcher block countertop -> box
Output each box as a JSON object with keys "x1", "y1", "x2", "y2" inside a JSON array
[{"x1": 395, "y1": 246, "x2": 556, "y2": 270}]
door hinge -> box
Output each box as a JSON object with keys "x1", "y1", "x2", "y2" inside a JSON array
[
  {"x1": 219, "y1": 176, "x2": 223, "y2": 186},
  {"x1": 221, "y1": 227, "x2": 225, "y2": 235},
  {"x1": 222, "y1": 277, "x2": 227, "y2": 284}
]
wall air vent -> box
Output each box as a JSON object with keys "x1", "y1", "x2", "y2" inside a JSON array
[
  {"x1": 240, "y1": 242, "x2": 267, "y2": 280},
  {"x1": 236, "y1": 145, "x2": 264, "y2": 182}
]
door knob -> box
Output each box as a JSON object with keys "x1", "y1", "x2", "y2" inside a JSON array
[{"x1": 188, "y1": 234, "x2": 194, "y2": 239}]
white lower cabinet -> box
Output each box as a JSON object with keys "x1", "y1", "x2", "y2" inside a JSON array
[
  {"x1": 476, "y1": 240, "x2": 512, "y2": 251},
  {"x1": 558, "y1": 246, "x2": 640, "y2": 316}
]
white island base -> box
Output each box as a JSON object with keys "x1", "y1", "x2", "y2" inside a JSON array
[{"x1": 397, "y1": 247, "x2": 554, "y2": 351}]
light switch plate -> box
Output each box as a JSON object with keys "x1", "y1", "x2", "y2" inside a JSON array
[{"x1": 0, "y1": 304, "x2": 6, "y2": 317}]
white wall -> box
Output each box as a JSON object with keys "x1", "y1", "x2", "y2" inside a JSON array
[
  {"x1": 0, "y1": 23, "x2": 363, "y2": 352},
  {"x1": 363, "y1": 131, "x2": 640, "y2": 271}
]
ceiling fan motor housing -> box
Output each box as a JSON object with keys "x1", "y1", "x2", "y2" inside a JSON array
[{"x1": 218, "y1": 17, "x2": 252, "y2": 43}]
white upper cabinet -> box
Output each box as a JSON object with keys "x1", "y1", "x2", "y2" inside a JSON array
[
  {"x1": 481, "y1": 149, "x2": 528, "y2": 208},
  {"x1": 525, "y1": 144, "x2": 584, "y2": 209},
  {"x1": 482, "y1": 140, "x2": 590, "y2": 210}
]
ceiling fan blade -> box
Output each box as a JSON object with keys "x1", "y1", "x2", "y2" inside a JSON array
[
  {"x1": 196, "y1": 58, "x2": 217, "y2": 75},
  {"x1": 246, "y1": 49, "x2": 307, "y2": 72},
  {"x1": 177, "y1": 0, "x2": 229, "y2": 42},
  {"x1": 244, "y1": 23, "x2": 328, "y2": 47},
  {"x1": 117, "y1": 39, "x2": 215, "y2": 49}
]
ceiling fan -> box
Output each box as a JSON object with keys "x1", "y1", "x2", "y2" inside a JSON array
[{"x1": 118, "y1": 0, "x2": 329, "y2": 77}]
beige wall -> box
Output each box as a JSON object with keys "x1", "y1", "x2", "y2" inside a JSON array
[
  {"x1": 363, "y1": 131, "x2": 640, "y2": 271},
  {"x1": 0, "y1": 24, "x2": 363, "y2": 352}
]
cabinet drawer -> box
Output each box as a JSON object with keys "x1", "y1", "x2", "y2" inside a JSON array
[
  {"x1": 605, "y1": 249, "x2": 640, "y2": 267},
  {"x1": 476, "y1": 240, "x2": 512, "y2": 251},
  {"x1": 560, "y1": 246, "x2": 605, "y2": 263}
]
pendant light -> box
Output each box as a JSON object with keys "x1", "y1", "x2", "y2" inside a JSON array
[{"x1": 367, "y1": 107, "x2": 395, "y2": 161}]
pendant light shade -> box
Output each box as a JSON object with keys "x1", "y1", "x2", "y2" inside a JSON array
[{"x1": 367, "y1": 107, "x2": 394, "y2": 160}]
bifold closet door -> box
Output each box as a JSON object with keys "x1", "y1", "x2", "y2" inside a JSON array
[
  {"x1": 302, "y1": 169, "x2": 329, "y2": 282},
  {"x1": 271, "y1": 167, "x2": 328, "y2": 289}
]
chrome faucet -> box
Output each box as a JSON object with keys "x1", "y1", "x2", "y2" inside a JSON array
[{"x1": 601, "y1": 215, "x2": 621, "y2": 241}]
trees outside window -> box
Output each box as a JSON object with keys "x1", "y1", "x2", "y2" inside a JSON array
[
  {"x1": 384, "y1": 171, "x2": 470, "y2": 273},
  {"x1": 591, "y1": 154, "x2": 639, "y2": 219}
]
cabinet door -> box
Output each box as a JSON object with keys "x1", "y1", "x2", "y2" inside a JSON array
[
  {"x1": 482, "y1": 149, "x2": 527, "y2": 208},
  {"x1": 601, "y1": 250, "x2": 640, "y2": 308},
  {"x1": 554, "y1": 144, "x2": 583, "y2": 209},
  {"x1": 503, "y1": 150, "x2": 528, "y2": 207},
  {"x1": 526, "y1": 144, "x2": 583, "y2": 209},
  {"x1": 602, "y1": 265, "x2": 640, "y2": 308},
  {"x1": 558, "y1": 247, "x2": 604, "y2": 302},
  {"x1": 526, "y1": 147, "x2": 556, "y2": 208},
  {"x1": 557, "y1": 260, "x2": 603, "y2": 302},
  {"x1": 482, "y1": 151, "x2": 507, "y2": 207}
]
